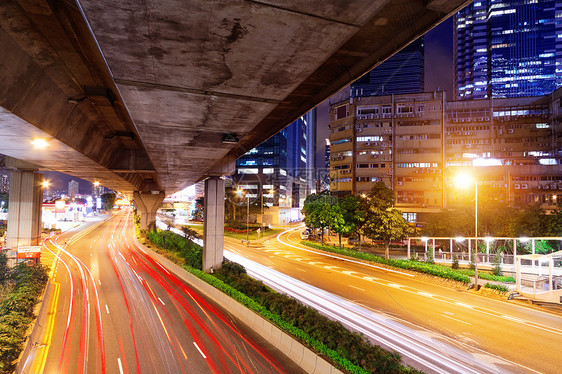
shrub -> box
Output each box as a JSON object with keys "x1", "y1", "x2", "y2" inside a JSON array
[
  {"x1": 0, "y1": 262, "x2": 49, "y2": 372},
  {"x1": 452, "y1": 255, "x2": 459, "y2": 269},
  {"x1": 484, "y1": 283, "x2": 509, "y2": 294},
  {"x1": 146, "y1": 229, "x2": 202, "y2": 269}
]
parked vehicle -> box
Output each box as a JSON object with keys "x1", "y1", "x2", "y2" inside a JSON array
[{"x1": 300, "y1": 228, "x2": 312, "y2": 239}]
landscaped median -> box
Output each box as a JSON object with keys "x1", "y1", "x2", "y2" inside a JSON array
[
  {"x1": 0, "y1": 258, "x2": 49, "y2": 373},
  {"x1": 300, "y1": 241, "x2": 515, "y2": 286},
  {"x1": 140, "y1": 227, "x2": 422, "y2": 374}
]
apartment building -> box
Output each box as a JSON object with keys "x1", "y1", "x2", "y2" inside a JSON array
[{"x1": 329, "y1": 89, "x2": 562, "y2": 221}]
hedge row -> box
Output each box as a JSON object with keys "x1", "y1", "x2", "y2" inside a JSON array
[
  {"x1": 484, "y1": 283, "x2": 509, "y2": 294},
  {"x1": 301, "y1": 241, "x2": 471, "y2": 284},
  {"x1": 147, "y1": 229, "x2": 202, "y2": 269},
  {"x1": 0, "y1": 263, "x2": 49, "y2": 372},
  {"x1": 145, "y1": 229, "x2": 420, "y2": 373},
  {"x1": 457, "y1": 269, "x2": 515, "y2": 283}
]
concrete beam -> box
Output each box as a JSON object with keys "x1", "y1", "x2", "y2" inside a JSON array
[
  {"x1": 133, "y1": 191, "x2": 165, "y2": 229},
  {"x1": 203, "y1": 177, "x2": 225, "y2": 272}
]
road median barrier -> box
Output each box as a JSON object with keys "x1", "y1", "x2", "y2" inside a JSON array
[{"x1": 134, "y1": 235, "x2": 343, "y2": 374}]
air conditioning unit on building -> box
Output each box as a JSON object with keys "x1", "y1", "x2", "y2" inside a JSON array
[
  {"x1": 357, "y1": 128, "x2": 362, "y2": 132},
  {"x1": 515, "y1": 184, "x2": 520, "y2": 189},
  {"x1": 508, "y1": 129, "x2": 514, "y2": 133},
  {"x1": 466, "y1": 144, "x2": 472, "y2": 148},
  {"x1": 485, "y1": 117, "x2": 490, "y2": 121},
  {"x1": 397, "y1": 181, "x2": 403, "y2": 185},
  {"x1": 522, "y1": 184, "x2": 528, "y2": 189}
]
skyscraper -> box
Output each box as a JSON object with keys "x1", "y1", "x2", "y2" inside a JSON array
[
  {"x1": 234, "y1": 109, "x2": 316, "y2": 224},
  {"x1": 0, "y1": 174, "x2": 8, "y2": 193},
  {"x1": 456, "y1": 0, "x2": 562, "y2": 100},
  {"x1": 351, "y1": 38, "x2": 424, "y2": 97},
  {"x1": 68, "y1": 179, "x2": 79, "y2": 197}
]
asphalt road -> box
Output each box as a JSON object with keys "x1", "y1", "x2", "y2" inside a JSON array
[
  {"x1": 225, "y1": 228, "x2": 562, "y2": 374},
  {"x1": 19, "y1": 211, "x2": 302, "y2": 374}
]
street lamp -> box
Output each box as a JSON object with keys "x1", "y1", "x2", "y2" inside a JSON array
[{"x1": 455, "y1": 173, "x2": 480, "y2": 290}]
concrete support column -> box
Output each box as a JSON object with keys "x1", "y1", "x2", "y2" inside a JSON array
[
  {"x1": 407, "y1": 239, "x2": 410, "y2": 259},
  {"x1": 516, "y1": 258, "x2": 521, "y2": 292},
  {"x1": 203, "y1": 177, "x2": 225, "y2": 272},
  {"x1": 6, "y1": 170, "x2": 43, "y2": 250},
  {"x1": 133, "y1": 191, "x2": 165, "y2": 229}
]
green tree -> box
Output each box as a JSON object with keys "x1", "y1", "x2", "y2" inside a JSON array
[
  {"x1": 360, "y1": 182, "x2": 411, "y2": 259},
  {"x1": 302, "y1": 192, "x2": 336, "y2": 244},
  {"x1": 101, "y1": 193, "x2": 116, "y2": 211}
]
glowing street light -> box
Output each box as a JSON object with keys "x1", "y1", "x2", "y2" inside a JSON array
[
  {"x1": 455, "y1": 172, "x2": 480, "y2": 290},
  {"x1": 31, "y1": 138, "x2": 48, "y2": 149},
  {"x1": 41, "y1": 180, "x2": 50, "y2": 188}
]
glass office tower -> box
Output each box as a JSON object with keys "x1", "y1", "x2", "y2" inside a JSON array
[
  {"x1": 456, "y1": 0, "x2": 562, "y2": 100},
  {"x1": 351, "y1": 38, "x2": 424, "y2": 96}
]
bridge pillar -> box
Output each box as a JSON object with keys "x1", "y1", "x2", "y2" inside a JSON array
[
  {"x1": 6, "y1": 171, "x2": 43, "y2": 261},
  {"x1": 203, "y1": 177, "x2": 225, "y2": 272},
  {"x1": 133, "y1": 191, "x2": 165, "y2": 229}
]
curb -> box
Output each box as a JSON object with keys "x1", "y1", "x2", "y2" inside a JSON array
[{"x1": 135, "y1": 237, "x2": 342, "y2": 374}]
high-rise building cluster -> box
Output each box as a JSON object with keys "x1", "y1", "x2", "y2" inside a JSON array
[
  {"x1": 68, "y1": 179, "x2": 79, "y2": 198},
  {"x1": 0, "y1": 174, "x2": 8, "y2": 193},
  {"x1": 455, "y1": 0, "x2": 562, "y2": 100},
  {"x1": 328, "y1": 0, "x2": 562, "y2": 221},
  {"x1": 233, "y1": 110, "x2": 316, "y2": 224}
]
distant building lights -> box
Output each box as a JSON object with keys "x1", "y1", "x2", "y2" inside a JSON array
[{"x1": 472, "y1": 158, "x2": 502, "y2": 167}]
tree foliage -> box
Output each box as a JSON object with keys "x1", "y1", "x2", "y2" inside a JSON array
[{"x1": 101, "y1": 193, "x2": 116, "y2": 211}]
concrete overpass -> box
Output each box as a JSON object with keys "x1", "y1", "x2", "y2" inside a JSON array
[{"x1": 0, "y1": 0, "x2": 469, "y2": 269}]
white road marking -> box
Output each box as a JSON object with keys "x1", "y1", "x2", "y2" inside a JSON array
[
  {"x1": 501, "y1": 315, "x2": 526, "y2": 324},
  {"x1": 349, "y1": 285, "x2": 365, "y2": 291},
  {"x1": 455, "y1": 302, "x2": 474, "y2": 309},
  {"x1": 98, "y1": 280, "x2": 101, "y2": 286},
  {"x1": 117, "y1": 358, "x2": 124, "y2": 374},
  {"x1": 90, "y1": 253, "x2": 93, "y2": 257},
  {"x1": 342, "y1": 271, "x2": 357, "y2": 276},
  {"x1": 193, "y1": 342, "x2": 207, "y2": 358},
  {"x1": 417, "y1": 292, "x2": 434, "y2": 298},
  {"x1": 158, "y1": 297, "x2": 165, "y2": 305},
  {"x1": 386, "y1": 283, "x2": 401, "y2": 288},
  {"x1": 441, "y1": 314, "x2": 472, "y2": 325},
  {"x1": 105, "y1": 305, "x2": 109, "y2": 314}
]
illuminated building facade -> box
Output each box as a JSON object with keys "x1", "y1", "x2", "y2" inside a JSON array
[
  {"x1": 329, "y1": 88, "x2": 562, "y2": 222},
  {"x1": 233, "y1": 109, "x2": 316, "y2": 224},
  {"x1": 68, "y1": 179, "x2": 79, "y2": 198},
  {"x1": 456, "y1": 0, "x2": 562, "y2": 100}
]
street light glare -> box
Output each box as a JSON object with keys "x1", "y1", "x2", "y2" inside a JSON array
[
  {"x1": 93, "y1": 181, "x2": 100, "y2": 186},
  {"x1": 42, "y1": 180, "x2": 50, "y2": 188},
  {"x1": 31, "y1": 138, "x2": 48, "y2": 149},
  {"x1": 455, "y1": 173, "x2": 473, "y2": 188}
]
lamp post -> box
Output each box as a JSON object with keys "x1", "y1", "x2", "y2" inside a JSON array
[{"x1": 456, "y1": 173, "x2": 479, "y2": 290}]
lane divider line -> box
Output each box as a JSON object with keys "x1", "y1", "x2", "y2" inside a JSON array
[{"x1": 193, "y1": 342, "x2": 207, "y2": 359}]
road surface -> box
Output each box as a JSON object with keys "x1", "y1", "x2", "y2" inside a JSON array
[
  {"x1": 19, "y1": 211, "x2": 302, "y2": 374},
  {"x1": 225, "y1": 228, "x2": 562, "y2": 373}
]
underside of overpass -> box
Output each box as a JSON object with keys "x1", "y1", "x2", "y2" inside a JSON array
[{"x1": 0, "y1": 0, "x2": 469, "y2": 195}]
